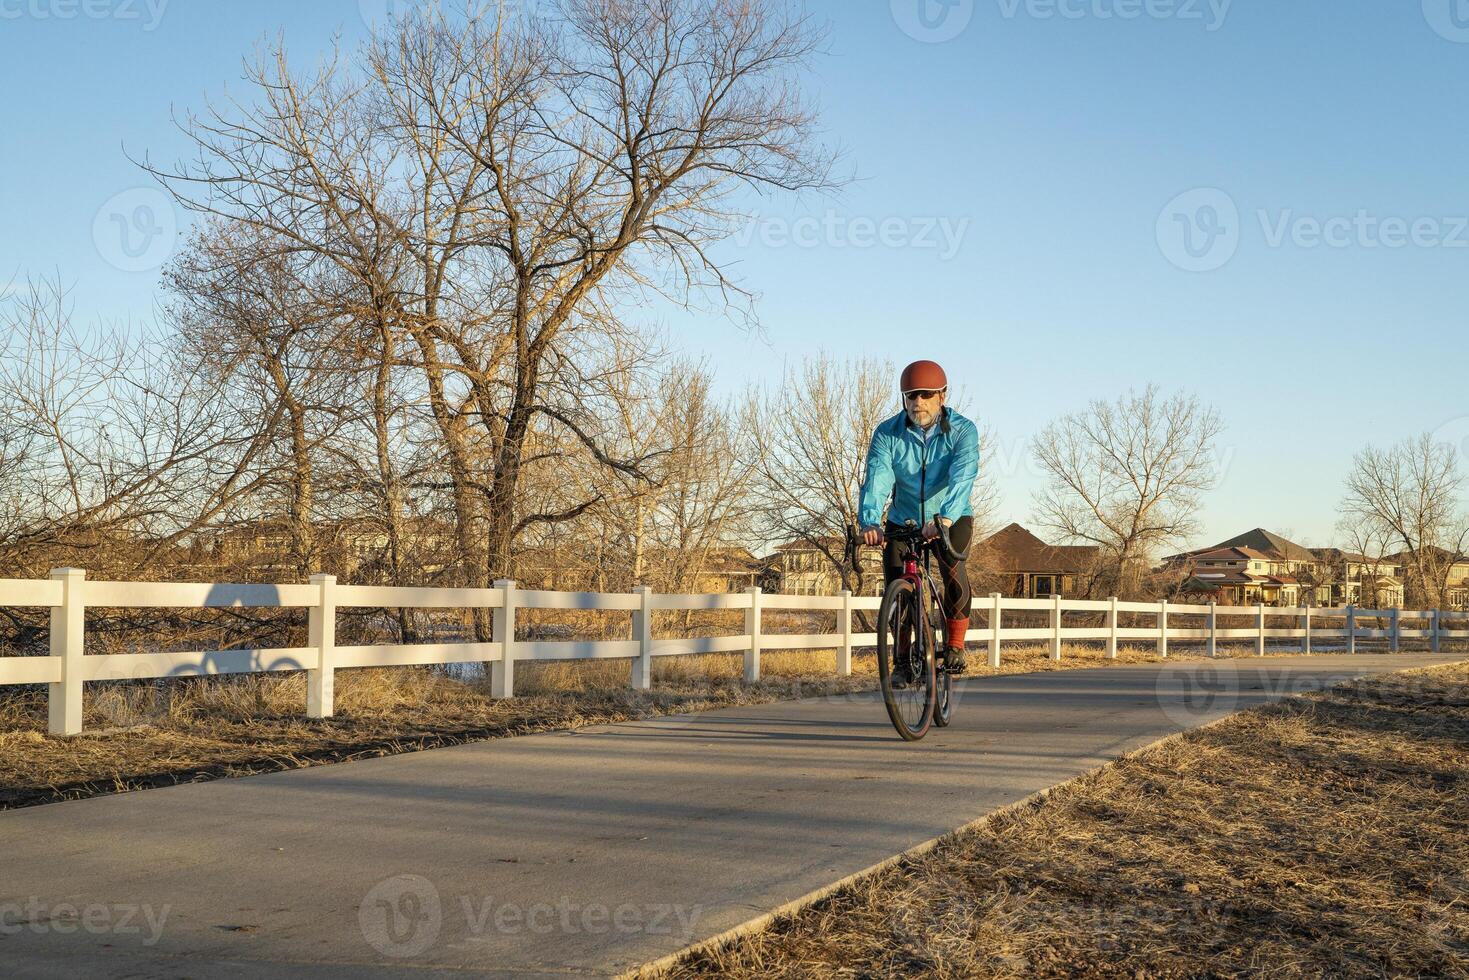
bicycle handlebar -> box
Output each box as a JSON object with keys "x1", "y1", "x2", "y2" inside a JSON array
[{"x1": 884, "y1": 520, "x2": 969, "y2": 564}]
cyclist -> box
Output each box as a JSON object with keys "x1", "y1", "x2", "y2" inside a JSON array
[{"x1": 859, "y1": 359, "x2": 980, "y2": 675}]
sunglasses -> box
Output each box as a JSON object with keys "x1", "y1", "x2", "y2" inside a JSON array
[{"x1": 904, "y1": 389, "x2": 944, "y2": 402}]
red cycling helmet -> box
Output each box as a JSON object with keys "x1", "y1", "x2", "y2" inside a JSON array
[{"x1": 900, "y1": 360, "x2": 948, "y2": 394}]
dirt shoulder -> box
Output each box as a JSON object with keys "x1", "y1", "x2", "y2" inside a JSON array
[{"x1": 657, "y1": 660, "x2": 1469, "y2": 979}]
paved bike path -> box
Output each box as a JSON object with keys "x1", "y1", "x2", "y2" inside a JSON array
[{"x1": 0, "y1": 653, "x2": 1458, "y2": 978}]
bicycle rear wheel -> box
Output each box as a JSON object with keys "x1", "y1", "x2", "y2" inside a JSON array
[
  {"x1": 877, "y1": 578, "x2": 936, "y2": 741},
  {"x1": 933, "y1": 656, "x2": 953, "y2": 728}
]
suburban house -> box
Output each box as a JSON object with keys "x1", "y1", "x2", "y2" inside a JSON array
[
  {"x1": 763, "y1": 536, "x2": 882, "y2": 595},
  {"x1": 1385, "y1": 546, "x2": 1469, "y2": 608},
  {"x1": 1309, "y1": 548, "x2": 1406, "y2": 608},
  {"x1": 197, "y1": 517, "x2": 457, "y2": 579},
  {"x1": 679, "y1": 547, "x2": 765, "y2": 594},
  {"x1": 1171, "y1": 528, "x2": 1409, "y2": 607},
  {"x1": 969, "y1": 523, "x2": 1100, "y2": 598},
  {"x1": 1177, "y1": 546, "x2": 1303, "y2": 606}
]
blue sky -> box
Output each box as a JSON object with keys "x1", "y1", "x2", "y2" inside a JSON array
[{"x1": 3, "y1": 0, "x2": 1467, "y2": 549}]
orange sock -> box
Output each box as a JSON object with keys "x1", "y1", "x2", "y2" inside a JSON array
[{"x1": 946, "y1": 618, "x2": 968, "y2": 649}]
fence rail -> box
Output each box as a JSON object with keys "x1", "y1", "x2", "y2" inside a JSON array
[{"x1": 2, "y1": 568, "x2": 1465, "y2": 734}]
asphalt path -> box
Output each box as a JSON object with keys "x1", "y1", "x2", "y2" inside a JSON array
[{"x1": 0, "y1": 652, "x2": 1459, "y2": 978}]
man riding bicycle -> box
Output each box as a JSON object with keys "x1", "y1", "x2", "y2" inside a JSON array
[{"x1": 859, "y1": 359, "x2": 980, "y2": 675}]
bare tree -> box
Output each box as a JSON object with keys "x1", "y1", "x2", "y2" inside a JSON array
[
  {"x1": 1335, "y1": 511, "x2": 1402, "y2": 609},
  {"x1": 142, "y1": 0, "x2": 834, "y2": 611},
  {"x1": 745, "y1": 356, "x2": 892, "y2": 594},
  {"x1": 632, "y1": 366, "x2": 757, "y2": 592},
  {"x1": 164, "y1": 220, "x2": 360, "y2": 578},
  {"x1": 0, "y1": 276, "x2": 250, "y2": 579},
  {"x1": 1031, "y1": 386, "x2": 1223, "y2": 598},
  {"x1": 1341, "y1": 433, "x2": 1469, "y2": 608}
]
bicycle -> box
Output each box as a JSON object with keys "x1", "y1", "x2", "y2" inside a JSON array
[{"x1": 875, "y1": 520, "x2": 969, "y2": 741}]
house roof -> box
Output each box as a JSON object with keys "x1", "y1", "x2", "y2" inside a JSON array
[
  {"x1": 1183, "y1": 572, "x2": 1298, "y2": 587},
  {"x1": 972, "y1": 523, "x2": 1099, "y2": 574},
  {"x1": 1185, "y1": 570, "x2": 1257, "y2": 585},
  {"x1": 773, "y1": 536, "x2": 845, "y2": 552},
  {"x1": 704, "y1": 549, "x2": 763, "y2": 575},
  {"x1": 1202, "y1": 528, "x2": 1318, "y2": 563},
  {"x1": 1386, "y1": 545, "x2": 1469, "y2": 565},
  {"x1": 1309, "y1": 547, "x2": 1403, "y2": 566},
  {"x1": 1193, "y1": 547, "x2": 1273, "y2": 562}
]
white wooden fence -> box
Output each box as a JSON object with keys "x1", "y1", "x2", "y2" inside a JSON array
[{"x1": 1, "y1": 569, "x2": 1464, "y2": 735}]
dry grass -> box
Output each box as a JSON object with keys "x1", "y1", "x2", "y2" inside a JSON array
[
  {"x1": 662, "y1": 661, "x2": 1469, "y2": 980},
  {"x1": 0, "y1": 640, "x2": 1435, "y2": 814}
]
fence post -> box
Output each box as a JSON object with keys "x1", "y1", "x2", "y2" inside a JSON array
[
  {"x1": 1157, "y1": 598, "x2": 1168, "y2": 658},
  {"x1": 1207, "y1": 601, "x2": 1218, "y2": 659},
  {"x1": 1346, "y1": 604, "x2": 1356, "y2": 654},
  {"x1": 307, "y1": 574, "x2": 337, "y2": 718},
  {"x1": 47, "y1": 568, "x2": 86, "y2": 736},
  {"x1": 744, "y1": 586, "x2": 762, "y2": 683},
  {"x1": 989, "y1": 592, "x2": 1002, "y2": 668},
  {"x1": 1390, "y1": 606, "x2": 1401, "y2": 653},
  {"x1": 1302, "y1": 605, "x2": 1311, "y2": 655},
  {"x1": 492, "y1": 579, "x2": 517, "y2": 697},
  {"x1": 1106, "y1": 596, "x2": 1119, "y2": 660},
  {"x1": 1431, "y1": 608, "x2": 1441, "y2": 654},
  {"x1": 1050, "y1": 593, "x2": 1063, "y2": 661},
  {"x1": 1256, "y1": 602, "x2": 1266, "y2": 657},
  {"x1": 837, "y1": 590, "x2": 853, "y2": 677},
  {"x1": 632, "y1": 586, "x2": 653, "y2": 690}
]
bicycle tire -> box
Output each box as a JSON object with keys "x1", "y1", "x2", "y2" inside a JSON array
[
  {"x1": 928, "y1": 583, "x2": 953, "y2": 728},
  {"x1": 877, "y1": 577, "x2": 936, "y2": 741},
  {"x1": 932, "y1": 657, "x2": 953, "y2": 728}
]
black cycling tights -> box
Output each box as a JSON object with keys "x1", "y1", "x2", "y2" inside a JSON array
[{"x1": 882, "y1": 516, "x2": 973, "y2": 620}]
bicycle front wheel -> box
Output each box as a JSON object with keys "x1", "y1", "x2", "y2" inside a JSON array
[{"x1": 877, "y1": 578, "x2": 936, "y2": 741}]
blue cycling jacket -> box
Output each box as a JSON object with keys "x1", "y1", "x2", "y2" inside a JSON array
[{"x1": 859, "y1": 407, "x2": 981, "y2": 529}]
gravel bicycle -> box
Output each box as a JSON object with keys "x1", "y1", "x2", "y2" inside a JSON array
[{"x1": 876, "y1": 520, "x2": 969, "y2": 741}]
